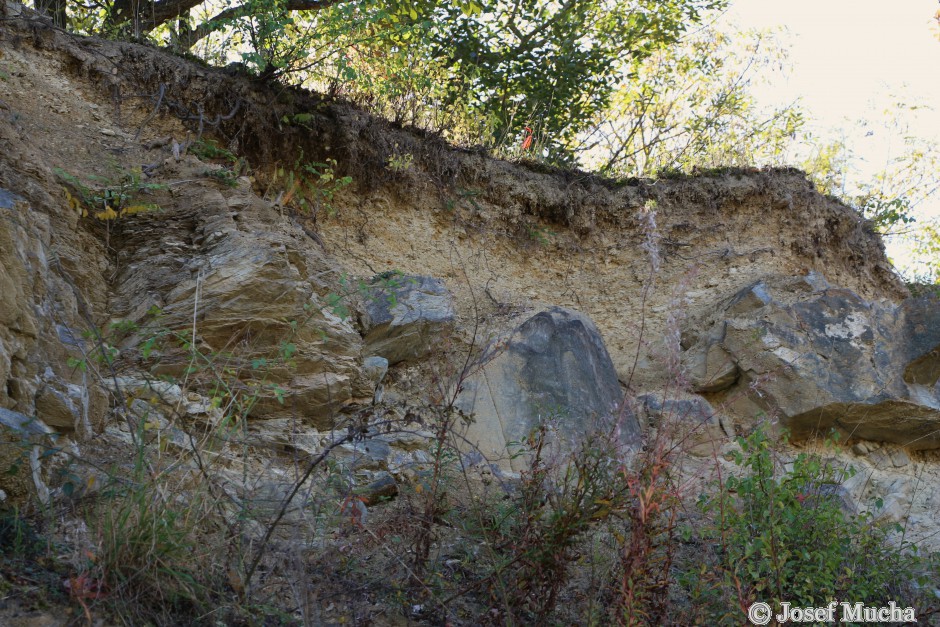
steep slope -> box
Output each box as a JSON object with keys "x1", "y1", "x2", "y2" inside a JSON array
[
  {"x1": 1, "y1": 5, "x2": 938, "y2": 623},
  {"x1": 1, "y1": 1, "x2": 914, "y2": 443}
]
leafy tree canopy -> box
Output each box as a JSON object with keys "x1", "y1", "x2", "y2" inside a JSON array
[
  {"x1": 64, "y1": 0, "x2": 724, "y2": 163},
  {"x1": 423, "y1": 0, "x2": 725, "y2": 162}
]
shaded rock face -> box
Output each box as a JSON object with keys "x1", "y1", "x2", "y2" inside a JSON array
[
  {"x1": 360, "y1": 274, "x2": 456, "y2": 364},
  {"x1": 903, "y1": 297, "x2": 940, "y2": 386},
  {"x1": 685, "y1": 275, "x2": 940, "y2": 449},
  {"x1": 0, "y1": 187, "x2": 108, "y2": 438},
  {"x1": 0, "y1": 407, "x2": 58, "y2": 504},
  {"x1": 456, "y1": 307, "x2": 639, "y2": 470},
  {"x1": 107, "y1": 159, "x2": 368, "y2": 428}
]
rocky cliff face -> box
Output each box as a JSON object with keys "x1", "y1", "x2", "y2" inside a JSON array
[{"x1": 1, "y1": 0, "x2": 938, "y2": 572}]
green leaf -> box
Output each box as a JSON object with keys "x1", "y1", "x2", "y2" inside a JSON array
[
  {"x1": 141, "y1": 336, "x2": 158, "y2": 359},
  {"x1": 280, "y1": 342, "x2": 297, "y2": 360}
]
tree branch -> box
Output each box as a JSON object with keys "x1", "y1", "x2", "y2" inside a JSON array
[
  {"x1": 149, "y1": 0, "x2": 205, "y2": 29},
  {"x1": 187, "y1": 0, "x2": 343, "y2": 48}
]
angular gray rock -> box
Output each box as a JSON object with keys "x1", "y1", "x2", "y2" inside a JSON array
[
  {"x1": 360, "y1": 274, "x2": 455, "y2": 364},
  {"x1": 0, "y1": 407, "x2": 56, "y2": 440},
  {"x1": 806, "y1": 483, "x2": 858, "y2": 516},
  {"x1": 638, "y1": 393, "x2": 731, "y2": 456},
  {"x1": 361, "y1": 355, "x2": 389, "y2": 403},
  {"x1": 0, "y1": 188, "x2": 23, "y2": 209},
  {"x1": 684, "y1": 275, "x2": 940, "y2": 449},
  {"x1": 339, "y1": 439, "x2": 393, "y2": 471},
  {"x1": 902, "y1": 296, "x2": 940, "y2": 386},
  {"x1": 456, "y1": 306, "x2": 640, "y2": 470}
]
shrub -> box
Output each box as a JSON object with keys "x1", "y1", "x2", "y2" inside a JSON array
[
  {"x1": 690, "y1": 428, "x2": 939, "y2": 623},
  {"x1": 446, "y1": 423, "x2": 637, "y2": 624}
]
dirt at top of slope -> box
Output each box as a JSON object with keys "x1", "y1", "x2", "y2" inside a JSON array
[{"x1": 0, "y1": 3, "x2": 905, "y2": 309}]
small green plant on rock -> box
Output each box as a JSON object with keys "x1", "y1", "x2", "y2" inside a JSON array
[
  {"x1": 386, "y1": 148, "x2": 414, "y2": 173},
  {"x1": 188, "y1": 138, "x2": 238, "y2": 164},
  {"x1": 202, "y1": 166, "x2": 240, "y2": 188},
  {"x1": 55, "y1": 164, "x2": 163, "y2": 220},
  {"x1": 269, "y1": 155, "x2": 352, "y2": 220}
]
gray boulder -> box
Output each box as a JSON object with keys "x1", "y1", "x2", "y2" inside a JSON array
[
  {"x1": 684, "y1": 275, "x2": 940, "y2": 449},
  {"x1": 360, "y1": 355, "x2": 389, "y2": 403},
  {"x1": 360, "y1": 274, "x2": 456, "y2": 364},
  {"x1": 638, "y1": 393, "x2": 731, "y2": 456},
  {"x1": 456, "y1": 307, "x2": 640, "y2": 471}
]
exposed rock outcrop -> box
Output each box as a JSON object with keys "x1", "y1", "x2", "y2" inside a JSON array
[
  {"x1": 685, "y1": 274, "x2": 940, "y2": 448},
  {"x1": 0, "y1": 188, "x2": 106, "y2": 436},
  {"x1": 0, "y1": 407, "x2": 58, "y2": 504},
  {"x1": 106, "y1": 158, "x2": 368, "y2": 427},
  {"x1": 2, "y1": 5, "x2": 940, "y2": 562}
]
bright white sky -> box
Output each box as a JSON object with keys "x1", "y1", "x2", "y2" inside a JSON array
[
  {"x1": 726, "y1": 0, "x2": 940, "y2": 134},
  {"x1": 721, "y1": 0, "x2": 940, "y2": 273}
]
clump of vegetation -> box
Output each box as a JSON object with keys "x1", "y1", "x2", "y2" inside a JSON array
[
  {"x1": 188, "y1": 138, "x2": 238, "y2": 164},
  {"x1": 0, "y1": 507, "x2": 44, "y2": 559},
  {"x1": 907, "y1": 281, "x2": 940, "y2": 298},
  {"x1": 56, "y1": 165, "x2": 163, "y2": 220},
  {"x1": 202, "y1": 166, "x2": 240, "y2": 188},
  {"x1": 266, "y1": 155, "x2": 352, "y2": 219},
  {"x1": 687, "y1": 428, "x2": 939, "y2": 623},
  {"x1": 386, "y1": 149, "x2": 414, "y2": 173},
  {"x1": 457, "y1": 425, "x2": 630, "y2": 623},
  {"x1": 78, "y1": 453, "x2": 215, "y2": 623}
]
